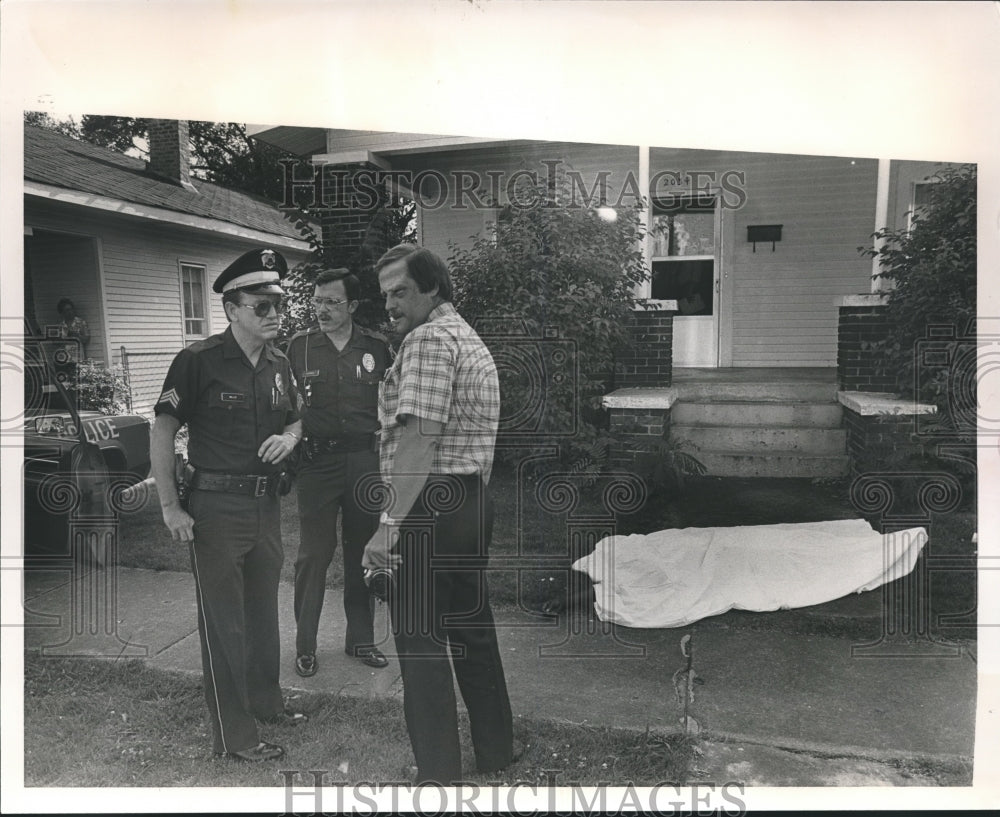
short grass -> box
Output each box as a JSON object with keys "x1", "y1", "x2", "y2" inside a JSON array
[{"x1": 23, "y1": 654, "x2": 695, "y2": 787}]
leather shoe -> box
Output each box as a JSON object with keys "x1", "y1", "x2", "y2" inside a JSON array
[
  {"x1": 295, "y1": 653, "x2": 317, "y2": 677},
  {"x1": 221, "y1": 741, "x2": 285, "y2": 762},
  {"x1": 348, "y1": 645, "x2": 389, "y2": 668},
  {"x1": 259, "y1": 708, "x2": 308, "y2": 727},
  {"x1": 477, "y1": 738, "x2": 525, "y2": 774}
]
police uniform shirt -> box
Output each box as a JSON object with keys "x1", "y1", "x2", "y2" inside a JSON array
[
  {"x1": 285, "y1": 326, "x2": 389, "y2": 439},
  {"x1": 155, "y1": 326, "x2": 299, "y2": 474}
]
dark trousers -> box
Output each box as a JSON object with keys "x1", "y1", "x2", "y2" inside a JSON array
[
  {"x1": 187, "y1": 490, "x2": 284, "y2": 755},
  {"x1": 294, "y1": 448, "x2": 380, "y2": 656},
  {"x1": 389, "y1": 474, "x2": 513, "y2": 784}
]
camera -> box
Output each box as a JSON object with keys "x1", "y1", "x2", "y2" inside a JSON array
[{"x1": 364, "y1": 567, "x2": 396, "y2": 603}]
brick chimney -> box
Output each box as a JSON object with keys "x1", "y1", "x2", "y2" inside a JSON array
[{"x1": 147, "y1": 119, "x2": 197, "y2": 192}]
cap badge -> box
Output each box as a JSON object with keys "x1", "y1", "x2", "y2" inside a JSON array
[{"x1": 261, "y1": 250, "x2": 277, "y2": 270}]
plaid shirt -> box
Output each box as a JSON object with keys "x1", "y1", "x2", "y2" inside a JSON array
[{"x1": 379, "y1": 302, "x2": 499, "y2": 483}]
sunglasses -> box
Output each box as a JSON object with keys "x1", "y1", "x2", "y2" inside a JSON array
[{"x1": 238, "y1": 299, "x2": 285, "y2": 317}]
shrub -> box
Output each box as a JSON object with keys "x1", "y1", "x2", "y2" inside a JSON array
[
  {"x1": 861, "y1": 163, "x2": 976, "y2": 439},
  {"x1": 74, "y1": 361, "x2": 129, "y2": 415},
  {"x1": 448, "y1": 168, "x2": 649, "y2": 468}
]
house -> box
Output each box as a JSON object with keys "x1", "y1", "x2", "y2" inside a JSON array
[
  {"x1": 23, "y1": 120, "x2": 315, "y2": 417},
  {"x1": 250, "y1": 126, "x2": 961, "y2": 477}
]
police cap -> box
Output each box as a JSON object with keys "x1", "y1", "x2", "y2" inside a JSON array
[{"x1": 213, "y1": 248, "x2": 288, "y2": 294}]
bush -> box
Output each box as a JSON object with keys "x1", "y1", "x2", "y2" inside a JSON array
[
  {"x1": 74, "y1": 361, "x2": 129, "y2": 415},
  {"x1": 448, "y1": 168, "x2": 649, "y2": 468},
  {"x1": 861, "y1": 163, "x2": 976, "y2": 439}
]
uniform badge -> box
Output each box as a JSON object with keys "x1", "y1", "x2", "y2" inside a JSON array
[
  {"x1": 274, "y1": 371, "x2": 284, "y2": 394},
  {"x1": 362, "y1": 353, "x2": 376, "y2": 373}
]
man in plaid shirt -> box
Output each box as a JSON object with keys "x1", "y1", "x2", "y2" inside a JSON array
[{"x1": 363, "y1": 244, "x2": 515, "y2": 784}]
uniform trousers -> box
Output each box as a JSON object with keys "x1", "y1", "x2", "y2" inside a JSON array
[
  {"x1": 389, "y1": 474, "x2": 513, "y2": 784},
  {"x1": 294, "y1": 448, "x2": 380, "y2": 656},
  {"x1": 187, "y1": 489, "x2": 284, "y2": 755}
]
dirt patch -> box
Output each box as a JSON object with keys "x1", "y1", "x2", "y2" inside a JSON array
[{"x1": 696, "y1": 741, "x2": 971, "y2": 787}]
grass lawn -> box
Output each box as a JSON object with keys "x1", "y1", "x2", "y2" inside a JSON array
[{"x1": 23, "y1": 654, "x2": 696, "y2": 787}]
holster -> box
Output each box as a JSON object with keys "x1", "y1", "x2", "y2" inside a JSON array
[
  {"x1": 277, "y1": 469, "x2": 295, "y2": 497},
  {"x1": 174, "y1": 454, "x2": 194, "y2": 511}
]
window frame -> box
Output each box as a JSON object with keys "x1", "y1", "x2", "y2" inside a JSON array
[
  {"x1": 907, "y1": 178, "x2": 939, "y2": 233},
  {"x1": 178, "y1": 261, "x2": 209, "y2": 339},
  {"x1": 647, "y1": 193, "x2": 719, "y2": 313}
]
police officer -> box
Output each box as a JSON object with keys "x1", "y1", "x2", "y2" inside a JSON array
[
  {"x1": 149, "y1": 248, "x2": 306, "y2": 763},
  {"x1": 286, "y1": 269, "x2": 390, "y2": 675}
]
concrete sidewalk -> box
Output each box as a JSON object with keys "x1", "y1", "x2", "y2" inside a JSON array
[{"x1": 21, "y1": 564, "x2": 976, "y2": 785}]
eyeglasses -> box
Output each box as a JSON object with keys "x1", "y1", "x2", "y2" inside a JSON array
[
  {"x1": 238, "y1": 299, "x2": 285, "y2": 317},
  {"x1": 311, "y1": 297, "x2": 349, "y2": 310}
]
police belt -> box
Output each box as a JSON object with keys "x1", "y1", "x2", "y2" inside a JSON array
[
  {"x1": 303, "y1": 433, "x2": 375, "y2": 457},
  {"x1": 190, "y1": 469, "x2": 282, "y2": 498}
]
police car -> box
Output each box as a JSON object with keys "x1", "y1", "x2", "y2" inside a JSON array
[{"x1": 22, "y1": 339, "x2": 151, "y2": 560}]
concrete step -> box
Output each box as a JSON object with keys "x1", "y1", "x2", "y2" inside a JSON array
[
  {"x1": 693, "y1": 450, "x2": 851, "y2": 478},
  {"x1": 672, "y1": 400, "x2": 844, "y2": 428},
  {"x1": 671, "y1": 380, "x2": 838, "y2": 403},
  {"x1": 672, "y1": 424, "x2": 848, "y2": 455}
]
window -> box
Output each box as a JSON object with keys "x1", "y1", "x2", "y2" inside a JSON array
[
  {"x1": 649, "y1": 195, "x2": 716, "y2": 315},
  {"x1": 907, "y1": 180, "x2": 937, "y2": 232},
  {"x1": 180, "y1": 263, "x2": 208, "y2": 337}
]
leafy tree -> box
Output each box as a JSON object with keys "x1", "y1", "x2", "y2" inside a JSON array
[
  {"x1": 23, "y1": 111, "x2": 81, "y2": 138},
  {"x1": 448, "y1": 168, "x2": 649, "y2": 470},
  {"x1": 861, "y1": 163, "x2": 976, "y2": 438}
]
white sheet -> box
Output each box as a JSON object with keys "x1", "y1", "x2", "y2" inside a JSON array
[{"x1": 571, "y1": 519, "x2": 927, "y2": 628}]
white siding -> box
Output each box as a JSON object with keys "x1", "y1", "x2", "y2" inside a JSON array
[
  {"x1": 25, "y1": 199, "x2": 312, "y2": 417},
  {"x1": 650, "y1": 148, "x2": 877, "y2": 367}
]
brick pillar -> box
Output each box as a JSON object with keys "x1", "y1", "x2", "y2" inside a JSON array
[
  {"x1": 318, "y1": 162, "x2": 392, "y2": 270},
  {"x1": 316, "y1": 162, "x2": 394, "y2": 326},
  {"x1": 147, "y1": 119, "x2": 195, "y2": 191},
  {"x1": 608, "y1": 406, "x2": 670, "y2": 471},
  {"x1": 837, "y1": 302, "x2": 896, "y2": 392},
  {"x1": 615, "y1": 308, "x2": 675, "y2": 388}
]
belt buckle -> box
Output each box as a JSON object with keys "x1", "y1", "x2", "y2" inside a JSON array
[{"x1": 253, "y1": 476, "x2": 268, "y2": 498}]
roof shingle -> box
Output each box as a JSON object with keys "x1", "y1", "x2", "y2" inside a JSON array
[{"x1": 24, "y1": 124, "x2": 310, "y2": 241}]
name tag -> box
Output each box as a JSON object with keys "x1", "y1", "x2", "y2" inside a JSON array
[
  {"x1": 221, "y1": 392, "x2": 247, "y2": 403},
  {"x1": 303, "y1": 370, "x2": 320, "y2": 378}
]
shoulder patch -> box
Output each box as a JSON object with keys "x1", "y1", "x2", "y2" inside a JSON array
[
  {"x1": 157, "y1": 387, "x2": 181, "y2": 410},
  {"x1": 186, "y1": 334, "x2": 224, "y2": 354}
]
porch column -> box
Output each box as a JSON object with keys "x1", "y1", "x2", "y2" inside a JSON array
[{"x1": 871, "y1": 159, "x2": 892, "y2": 292}]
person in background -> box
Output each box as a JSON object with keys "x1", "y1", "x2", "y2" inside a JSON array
[
  {"x1": 56, "y1": 297, "x2": 90, "y2": 361},
  {"x1": 286, "y1": 268, "x2": 391, "y2": 676}
]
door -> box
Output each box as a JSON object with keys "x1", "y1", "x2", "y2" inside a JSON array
[{"x1": 649, "y1": 194, "x2": 719, "y2": 367}]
